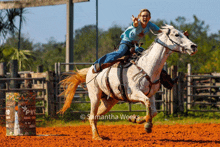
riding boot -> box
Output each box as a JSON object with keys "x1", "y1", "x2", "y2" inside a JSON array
[
  {"x1": 160, "y1": 69, "x2": 178, "y2": 89},
  {"x1": 92, "y1": 63, "x2": 102, "y2": 73},
  {"x1": 92, "y1": 58, "x2": 128, "y2": 73},
  {"x1": 92, "y1": 62, "x2": 117, "y2": 73}
]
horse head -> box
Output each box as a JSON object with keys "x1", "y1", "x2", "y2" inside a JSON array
[{"x1": 160, "y1": 25, "x2": 198, "y2": 55}]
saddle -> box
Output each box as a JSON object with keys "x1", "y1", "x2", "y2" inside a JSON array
[{"x1": 105, "y1": 60, "x2": 132, "y2": 102}]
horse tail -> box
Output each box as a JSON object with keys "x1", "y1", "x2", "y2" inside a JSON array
[{"x1": 57, "y1": 67, "x2": 90, "y2": 114}]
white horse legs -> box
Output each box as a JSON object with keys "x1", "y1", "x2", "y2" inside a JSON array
[
  {"x1": 89, "y1": 92, "x2": 119, "y2": 140},
  {"x1": 130, "y1": 95, "x2": 157, "y2": 124},
  {"x1": 89, "y1": 91, "x2": 102, "y2": 140},
  {"x1": 97, "y1": 97, "x2": 119, "y2": 116},
  {"x1": 128, "y1": 90, "x2": 157, "y2": 132}
]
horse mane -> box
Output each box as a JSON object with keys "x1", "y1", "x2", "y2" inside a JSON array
[
  {"x1": 140, "y1": 24, "x2": 173, "y2": 57},
  {"x1": 140, "y1": 33, "x2": 161, "y2": 57},
  {"x1": 140, "y1": 42, "x2": 156, "y2": 57}
]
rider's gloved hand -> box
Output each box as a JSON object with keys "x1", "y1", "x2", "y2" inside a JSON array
[{"x1": 135, "y1": 46, "x2": 144, "y2": 54}]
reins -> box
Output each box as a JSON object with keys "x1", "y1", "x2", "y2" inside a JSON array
[{"x1": 155, "y1": 28, "x2": 190, "y2": 53}]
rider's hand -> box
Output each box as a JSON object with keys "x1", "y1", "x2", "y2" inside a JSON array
[{"x1": 132, "y1": 15, "x2": 139, "y2": 27}]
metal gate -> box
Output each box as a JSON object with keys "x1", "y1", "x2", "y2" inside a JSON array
[{"x1": 186, "y1": 74, "x2": 220, "y2": 113}]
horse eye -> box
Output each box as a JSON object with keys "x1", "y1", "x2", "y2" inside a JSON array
[{"x1": 175, "y1": 34, "x2": 180, "y2": 37}]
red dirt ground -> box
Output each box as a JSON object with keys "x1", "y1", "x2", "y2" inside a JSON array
[{"x1": 0, "y1": 123, "x2": 220, "y2": 147}]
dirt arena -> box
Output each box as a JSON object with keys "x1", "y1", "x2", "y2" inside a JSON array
[{"x1": 0, "y1": 123, "x2": 220, "y2": 146}]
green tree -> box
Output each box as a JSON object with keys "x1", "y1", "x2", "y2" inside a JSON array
[
  {"x1": 74, "y1": 25, "x2": 103, "y2": 63},
  {"x1": 99, "y1": 25, "x2": 123, "y2": 56},
  {"x1": 1, "y1": 33, "x2": 34, "y2": 71},
  {"x1": 32, "y1": 38, "x2": 65, "y2": 71},
  {"x1": 0, "y1": 9, "x2": 20, "y2": 37},
  {"x1": 3, "y1": 32, "x2": 33, "y2": 51},
  {"x1": 0, "y1": 46, "x2": 33, "y2": 71}
]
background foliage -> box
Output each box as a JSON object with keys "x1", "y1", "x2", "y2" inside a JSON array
[{"x1": 1, "y1": 14, "x2": 220, "y2": 73}]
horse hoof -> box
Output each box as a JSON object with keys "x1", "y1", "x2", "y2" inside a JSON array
[
  {"x1": 144, "y1": 122, "x2": 153, "y2": 133},
  {"x1": 128, "y1": 115, "x2": 137, "y2": 123},
  {"x1": 136, "y1": 117, "x2": 146, "y2": 124},
  {"x1": 92, "y1": 136, "x2": 103, "y2": 141}
]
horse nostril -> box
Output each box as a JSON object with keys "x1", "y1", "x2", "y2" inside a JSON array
[{"x1": 191, "y1": 45, "x2": 197, "y2": 52}]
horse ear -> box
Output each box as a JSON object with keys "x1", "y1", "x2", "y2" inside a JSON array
[
  {"x1": 160, "y1": 28, "x2": 168, "y2": 34},
  {"x1": 162, "y1": 24, "x2": 174, "y2": 29},
  {"x1": 161, "y1": 24, "x2": 168, "y2": 29}
]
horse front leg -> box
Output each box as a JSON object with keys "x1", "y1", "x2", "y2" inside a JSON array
[
  {"x1": 144, "y1": 102, "x2": 153, "y2": 133},
  {"x1": 129, "y1": 95, "x2": 157, "y2": 124},
  {"x1": 128, "y1": 90, "x2": 154, "y2": 133}
]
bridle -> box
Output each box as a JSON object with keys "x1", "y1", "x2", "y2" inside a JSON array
[{"x1": 155, "y1": 28, "x2": 188, "y2": 53}]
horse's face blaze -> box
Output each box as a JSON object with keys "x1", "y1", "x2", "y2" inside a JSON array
[{"x1": 168, "y1": 27, "x2": 198, "y2": 55}]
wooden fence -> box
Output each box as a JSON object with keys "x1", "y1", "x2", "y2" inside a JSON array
[
  {"x1": 186, "y1": 64, "x2": 220, "y2": 113},
  {"x1": 1, "y1": 61, "x2": 219, "y2": 119},
  {"x1": 162, "y1": 65, "x2": 185, "y2": 115},
  {"x1": 0, "y1": 62, "x2": 56, "y2": 120}
]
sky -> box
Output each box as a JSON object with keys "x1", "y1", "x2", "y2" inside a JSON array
[{"x1": 3, "y1": 0, "x2": 220, "y2": 44}]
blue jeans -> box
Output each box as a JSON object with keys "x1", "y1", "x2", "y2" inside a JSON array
[{"x1": 94, "y1": 40, "x2": 134, "y2": 65}]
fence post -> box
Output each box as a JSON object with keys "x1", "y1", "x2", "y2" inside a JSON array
[
  {"x1": 187, "y1": 63, "x2": 192, "y2": 110},
  {"x1": 10, "y1": 60, "x2": 18, "y2": 88},
  {"x1": 54, "y1": 63, "x2": 58, "y2": 116},
  {"x1": 37, "y1": 65, "x2": 43, "y2": 73},
  {"x1": 167, "y1": 67, "x2": 171, "y2": 114},
  {"x1": 0, "y1": 62, "x2": 6, "y2": 76},
  {"x1": 165, "y1": 63, "x2": 169, "y2": 115},
  {"x1": 45, "y1": 71, "x2": 55, "y2": 116},
  {"x1": 178, "y1": 72, "x2": 185, "y2": 113},
  {"x1": 0, "y1": 62, "x2": 6, "y2": 123},
  {"x1": 24, "y1": 73, "x2": 32, "y2": 88},
  {"x1": 170, "y1": 65, "x2": 178, "y2": 114},
  {"x1": 45, "y1": 71, "x2": 50, "y2": 116}
]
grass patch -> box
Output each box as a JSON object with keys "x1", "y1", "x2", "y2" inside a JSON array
[
  {"x1": 36, "y1": 111, "x2": 220, "y2": 128},
  {"x1": 36, "y1": 99, "x2": 220, "y2": 127}
]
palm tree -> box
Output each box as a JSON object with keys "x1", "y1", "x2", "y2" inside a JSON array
[
  {"x1": 17, "y1": 8, "x2": 27, "y2": 50},
  {"x1": 0, "y1": 9, "x2": 20, "y2": 37},
  {"x1": 0, "y1": 46, "x2": 33, "y2": 71},
  {"x1": 0, "y1": 8, "x2": 27, "y2": 43},
  {"x1": 10, "y1": 47, "x2": 33, "y2": 71},
  {"x1": 0, "y1": 8, "x2": 31, "y2": 71}
]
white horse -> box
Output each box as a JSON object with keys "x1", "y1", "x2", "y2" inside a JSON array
[{"x1": 58, "y1": 25, "x2": 198, "y2": 140}]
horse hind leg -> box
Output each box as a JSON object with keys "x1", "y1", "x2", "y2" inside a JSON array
[
  {"x1": 97, "y1": 96, "x2": 119, "y2": 117},
  {"x1": 88, "y1": 90, "x2": 103, "y2": 140},
  {"x1": 89, "y1": 93, "x2": 118, "y2": 140}
]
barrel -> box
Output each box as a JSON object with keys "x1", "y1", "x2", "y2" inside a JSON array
[
  {"x1": 6, "y1": 91, "x2": 36, "y2": 136},
  {"x1": 6, "y1": 92, "x2": 17, "y2": 136},
  {"x1": 18, "y1": 92, "x2": 36, "y2": 136}
]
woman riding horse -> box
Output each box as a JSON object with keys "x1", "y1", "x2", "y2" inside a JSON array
[
  {"x1": 58, "y1": 9, "x2": 197, "y2": 141},
  {"x1": 93, "y1": 8, "x2": 178, "y2": 89}
]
